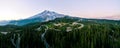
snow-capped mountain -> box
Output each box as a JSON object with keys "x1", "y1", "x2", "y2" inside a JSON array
[
  {"x1": 28, "y1": 10, "x2": 65, "y2": 21},
  {"x1": 8, "y1": 10, "x2": 66, "y2": 26},
  {"x1": 1, "y1": 10, "x2": 119, "y2": 26}
]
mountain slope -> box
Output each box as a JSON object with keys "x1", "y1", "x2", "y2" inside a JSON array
[
  {"x1": 0, "y1": 16, "x2": 120, "y2": 48},
  {"x1": 0, "y1": 20, "x2": 10, "y2": 26},
  {"x1": 8, "y1": 10, "x2": 65, "y2": 26},
  {"x1": 0, "y1": 10, "x2": 119, "y2": 26}
]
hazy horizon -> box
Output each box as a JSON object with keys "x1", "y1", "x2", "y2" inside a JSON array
[{"x1": 0, "y1": 0, "x2": 120, "y2": 21}]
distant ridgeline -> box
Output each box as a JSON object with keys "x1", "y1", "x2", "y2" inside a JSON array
[{"x1": 0, "y1": 10, "x2": 119, "y2": 26}]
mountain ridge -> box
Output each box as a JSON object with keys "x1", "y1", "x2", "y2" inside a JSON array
[
  {"x1": 98, "y1": 15, "x2": 120, "y2": 20},
  {"x1": 0, "y1": 10, "x2": 120, "y2": 26}
]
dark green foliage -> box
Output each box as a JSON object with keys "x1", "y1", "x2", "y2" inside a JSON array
[{"x1": 0, "y1": 17, "x2": 120, "y2": 48}]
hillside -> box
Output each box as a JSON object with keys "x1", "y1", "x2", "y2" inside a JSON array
[{"x1": 0, "y1": 17, "x2": 120, "y2": 48}]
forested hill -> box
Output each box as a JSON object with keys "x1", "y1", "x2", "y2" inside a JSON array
[{"x1": 0, "y1": 16, "x2": 120, "y2": 48}]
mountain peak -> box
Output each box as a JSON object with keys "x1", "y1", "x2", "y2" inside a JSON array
[
  {"x1": 41, "y1": 10, "x2": 51, "y2": 14},
  {"x1": 28, "y1": 10, "x2": 64, "y2": 19},
  {"x1": 42, "y1": 10, "x2": 53, "y2": 13},
  {"x1": 40, "y1": 10, "x2": 56, "y2": 15}
]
